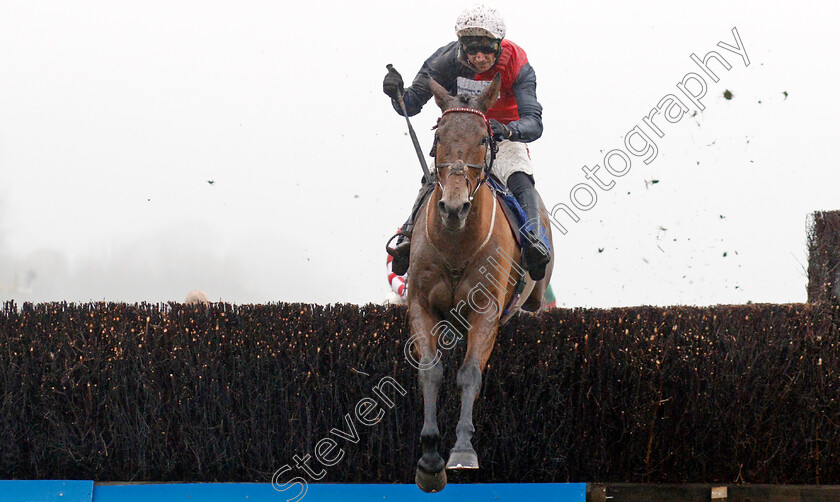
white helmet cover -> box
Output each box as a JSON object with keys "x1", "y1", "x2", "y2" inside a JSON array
[{"x1": 455, "y1": 4, "x2": 506, "y2": 40}]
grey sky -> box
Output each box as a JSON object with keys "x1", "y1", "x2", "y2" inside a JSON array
[{"x1": 1, "y1": 1, "x2": 837, "y2": 306}]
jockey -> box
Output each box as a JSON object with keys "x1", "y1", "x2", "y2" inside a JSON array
[{"x1": 383, "y1": 4, "x2": 551, "y2": 281}]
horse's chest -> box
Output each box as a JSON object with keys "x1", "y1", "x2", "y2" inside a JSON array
[{"x1": 417, "y1": 268, "x2": 481, "y2": 315}]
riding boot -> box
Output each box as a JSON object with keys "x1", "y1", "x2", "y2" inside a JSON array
[
  {"x1": 387, "y1": 182, "x2": 435, "y2": 276},
  {"x1": 506, "y1": 172, "x2": 551, "y2": 281}
]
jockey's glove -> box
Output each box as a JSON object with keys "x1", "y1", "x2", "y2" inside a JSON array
[
  {"x1": 383, "y1": 67, "x2": 404, "y2": 101},
  {"x1": 489, "y1": 119, "x2": 513, "y2": 141}
]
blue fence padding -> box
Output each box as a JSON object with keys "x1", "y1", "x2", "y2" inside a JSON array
[
  {"x1": 91, "y1": 483, "x2": 586, "y2": 502},
  {"x1": 0, "y1": 480, "x2": 93, "y2": 502}
]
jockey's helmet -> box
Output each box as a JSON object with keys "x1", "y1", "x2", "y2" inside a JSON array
[{"x1": 454, "y1": 4, "x2": 506, "y2": 41}]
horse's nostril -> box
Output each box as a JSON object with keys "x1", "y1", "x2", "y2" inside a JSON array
[{"x1": 439, "y1": 199, "x2": 470, "y2": 220}]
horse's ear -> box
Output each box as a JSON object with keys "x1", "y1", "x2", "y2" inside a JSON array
[
  {"x1": 429, "y1": 78, "x2": 450, "y2": 110},
  {"x1": 477, "y1": 73, "x2": 502, "y2": 112}
]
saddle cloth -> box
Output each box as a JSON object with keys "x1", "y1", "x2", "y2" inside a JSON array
[
  {"x1": 486, "y1": 176, "x2": 528, "y2": 247},
  {"x1": 485, "y1": 175, "x2": 533, "y2": 322}
]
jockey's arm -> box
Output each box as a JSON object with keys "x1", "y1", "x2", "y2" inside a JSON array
[
  {"x1": 507, "y1": 63, "x2": 544, "y2": 143},
  {"x1": 390, "y1": 44, "x2": 458, "y2": 117}
]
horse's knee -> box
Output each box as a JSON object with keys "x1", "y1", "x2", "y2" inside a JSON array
[
  {"x1": 456, "y1": 362, "x2": 481, "y2": 390},
  {"x1": 419, "y1": 358, "x2": 443, "y2": 385}
]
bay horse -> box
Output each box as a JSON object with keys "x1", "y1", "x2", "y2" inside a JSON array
[{"x1": 407, "y1": 74, "x2": 554, "y2": 492}]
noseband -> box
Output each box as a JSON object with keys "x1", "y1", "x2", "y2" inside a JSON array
[{"x1": 432, "y1": 107, "x2": 498, "y2": 201}]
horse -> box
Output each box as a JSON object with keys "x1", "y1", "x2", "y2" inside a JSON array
[{"x1": 407, "y1": 74, "x2": 554, "y2": 492}]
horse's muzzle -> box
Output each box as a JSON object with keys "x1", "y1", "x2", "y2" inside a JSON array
[{"x1": 439, "y1": 199, "x2": 471, "y2": 229}]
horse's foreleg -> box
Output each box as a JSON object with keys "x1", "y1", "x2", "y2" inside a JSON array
[
  {"x1": 446, "y1": 359, "x2": 482, "y2": 469},
  {"x1": 447, "y1": 323, "x2": 498, "y2": 470},
  {"x1": 418, "y1": 357, "x2": 444, "y2": 474},
  {"x1": 410, "y1": 311, "x2": 447, "y2": 492}
]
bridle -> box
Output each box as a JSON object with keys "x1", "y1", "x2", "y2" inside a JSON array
[
  {"x1": 423, "y1": 107, "x2": 501, "y2": 279},
  {"x1": 432, "y1": 107, "x2": 498, "y2": 202}
]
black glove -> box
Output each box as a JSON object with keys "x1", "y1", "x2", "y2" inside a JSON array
[
  {"x1": 383, "y1": 65, "x2": 404, "y2": 101},
  {"x1": 489, "y1": 119, "x2": 513, "y2": 141}
]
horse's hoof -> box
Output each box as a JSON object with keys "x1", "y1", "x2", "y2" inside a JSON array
[
  {"x1": 415, "y1": 466, "x2": 447, "y2": 493},
  {"x1": 446, "y1": 448, "x2": 479, "y2": 470}
]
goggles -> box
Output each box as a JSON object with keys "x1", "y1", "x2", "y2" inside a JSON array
[{"x1": 460, "y1": 37, "x2": 499, "y2": 56}]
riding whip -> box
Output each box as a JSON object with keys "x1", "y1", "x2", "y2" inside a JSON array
[{"x1": 387, "y1": 64, "x2": 433, "y2": 185}]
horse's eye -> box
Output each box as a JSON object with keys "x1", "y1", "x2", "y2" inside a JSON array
[{"x1": 480, "y1": 136, "x2": 489, "y2": 145}]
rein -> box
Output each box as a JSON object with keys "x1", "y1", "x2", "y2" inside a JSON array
[{"x1": 432, "y1": 107, "x2": 498, "y2": 202}]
